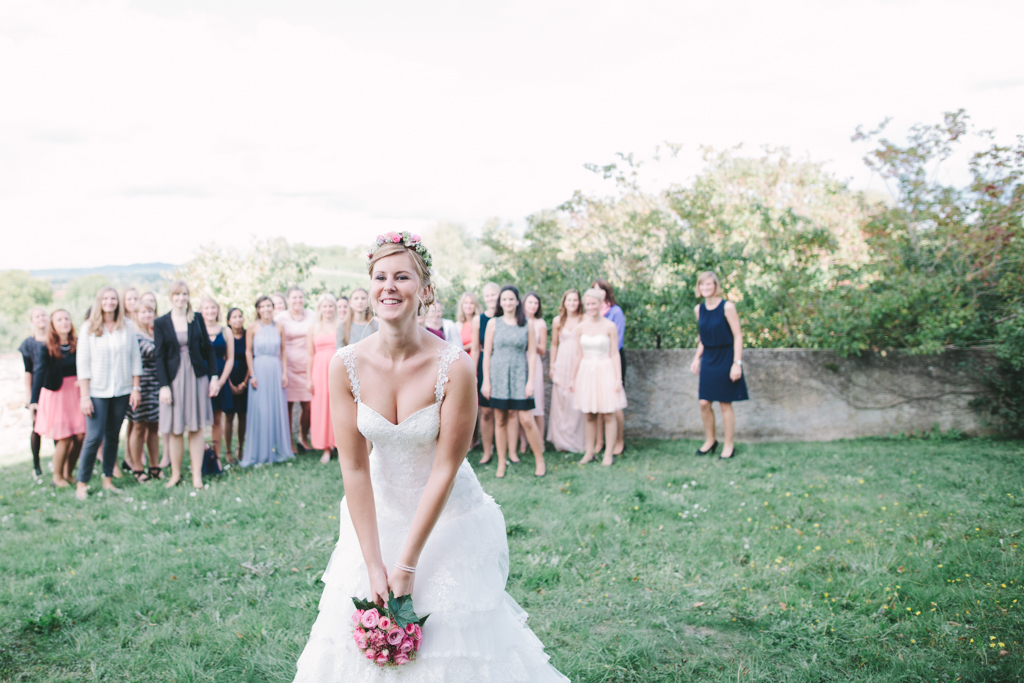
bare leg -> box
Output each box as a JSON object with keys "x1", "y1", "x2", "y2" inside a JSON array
[
  {"x1": 166, "y1": 433, "x2": 185, "y2": 488},
  {"x1": 124, "y1": 421, "x2": 135, "y2": 467},
  {"x1": 594, "y1": 414, "x2": 605, "y2": 453},
  {"x1": 601, "y1": 412, "x2": 618, "y2": 466},
  {"x1": 127, "y1": 421, "x2": 145, "y2": 472},
  {"x1": 144, "y1": 423, "x2": 160, "y2": 468},
  {"x1": 612, "y1": 410, "x2": 624, "y2": 454},
  {"x1": 64, "y1": 435, "x2": 83, "y2": 483},
  {"x1": 580, "y1": 413, "x2": 598, "y2": 464},
  {"x1": 506, "y1": 411, "x2": 521, "y2": 463},
  {"x1": 159, "y1": 433, "x2": 171, "y2": 468},
  {"x1": 517, "y1": 410, "x2": 546, "y2": 476},
  {"x1": 188, "y1": 430, "x2": 205, "y2": 488},
  {"x1": 223, "y1": 413, "x2": 236, "y2": 464},
  {"x1": 699, "y1": 399, "x2": 716, "y2": 451},
  {"x1": 51, "y1": 437, "x2": 71, "y2": 487},
  {"x1": 299, "y1": 401, "x2": 312, "y2": 449},
  {"x1": 479, "y1": 407, "x2": 494, "y2": 463},
  {"x1": 494, "y1": 409, "x2": 509, "y2": 477},
  {"x1": 535, "y1": 415, "x2": 545, "y2": 451},
  {"x1": 720, "y1": 402, "x2": 735, "y2": 457},
  {"x1": 211, "y1": 410, "x2": 223, "y2": 456}
]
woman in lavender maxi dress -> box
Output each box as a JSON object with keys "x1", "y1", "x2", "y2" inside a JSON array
[{"x1": 241, "y1": 296, "x2": 295, "y2": 466}]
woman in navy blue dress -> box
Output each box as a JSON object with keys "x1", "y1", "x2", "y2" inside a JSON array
[{"x1": 689, "y1": 271, "x2": 748, "y2": 459}]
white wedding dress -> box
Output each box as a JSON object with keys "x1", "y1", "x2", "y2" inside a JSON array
[{"x1": 293, "y1": 344, "x2": 570, "y2": 682}]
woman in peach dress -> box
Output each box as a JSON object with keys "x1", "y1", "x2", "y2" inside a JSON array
[
  {"x1": 281, "y1": 286, "x2": 314, "y2": 452},
  {"x1": 307, "y1": 293, "x2": 340, "y2": 464},
  {"x1": 547, "y1": 289, "x2": 586, "y2": 453}
]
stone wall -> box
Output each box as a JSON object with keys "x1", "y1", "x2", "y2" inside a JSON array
[{"x1": 621, "y1": 348, "x2": 993, "y2": 441}]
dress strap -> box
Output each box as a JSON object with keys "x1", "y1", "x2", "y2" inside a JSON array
[
  {"x1": 434, "y1": 344, "x2": 461, "y2": 404},
  {"x1": 334, "y1": 345, "x2": 361, "y2": 403}
]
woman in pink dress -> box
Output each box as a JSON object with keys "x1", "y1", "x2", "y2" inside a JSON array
[
  {"x1": 571, "y1": 288, "x2": 626, "y2": 466},
  {"x1": 306, "y1": 293, "x2": 340, "y2": 464},
  {"x1": 547, "y1": 289, "x2": 586, "y2": 453},
  {"x1": 33, "y1": 310, "x2": 86, "y2": 487},
  {"x1": 280, "y1": 286, "x2": 314, "y2": 452}
]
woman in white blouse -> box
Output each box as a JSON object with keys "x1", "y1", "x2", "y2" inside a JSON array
[{"x1": 75, "y1": 287, "x2": 142, "y2": 500}]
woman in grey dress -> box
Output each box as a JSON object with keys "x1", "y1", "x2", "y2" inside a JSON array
[
  {"x1": 481, "y1": 285, "x2": 546, "y2": 478},
  {"x1": 242, "y1": 296, "x2": 295, "y2": 467},
  {"x1": 336, "y1": 287, "x2": 378, "y2": 348}
]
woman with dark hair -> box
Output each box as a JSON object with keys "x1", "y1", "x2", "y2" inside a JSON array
[
  {"x1": 241, "y1": 296, "x2": 294, "y2": 466},
  {"x1": 481, "y1": 285, "x2": 546, "y2": 478},
  {"x1": 21, "y1": 306, "x2": 49, "y2": 478},
  {"x1": 155, "y1": 280, "x2": 218, "y2": 490},
  {"x1": 592, "y1": 278, "x2": 626, "y2": 455},
  {"x1": 689, "y1": 271, "x2": 749, "y2": 459},
  {"x1": 76, "y1": 287, "x2": 142, "y2": 499},
  {"x1": 34, "y1": 310, "x2": 86, "y2": 487},
  {"x1": 223, "y1": 307, "x2": 249, "y2": 463}
]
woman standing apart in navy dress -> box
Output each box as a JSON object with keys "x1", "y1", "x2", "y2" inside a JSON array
[{"x1": 689, "y1": 271, "x2": 748, "y2": 459}]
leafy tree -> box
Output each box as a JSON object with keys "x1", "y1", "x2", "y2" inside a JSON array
[{"x1": 0, "y1": 270, "x2": 54, "y2": 351}]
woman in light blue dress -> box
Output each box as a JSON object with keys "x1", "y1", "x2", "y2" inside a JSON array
[{"x1": 241, "y1": 296, "x2": 295, "y2": 466}]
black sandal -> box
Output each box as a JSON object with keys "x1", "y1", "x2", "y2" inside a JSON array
[
  {"x1": 131, "y1": 469, "x2": 150, "y2": 483},
  {"x1": 148, "y1": 467, "x2": 163, "y2": 481}
]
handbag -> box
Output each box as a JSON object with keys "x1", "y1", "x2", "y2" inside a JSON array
[{"x1": 201, "y1": 444, "x2": 223, "y2": 476}]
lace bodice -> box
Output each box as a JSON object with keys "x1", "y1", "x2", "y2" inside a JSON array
[
  {"x1": 335, "y1": 343, "x2": 482, "y2": 521},
  {"x1": 580, "y1": 333, "x2": 611, "y2": 359}
]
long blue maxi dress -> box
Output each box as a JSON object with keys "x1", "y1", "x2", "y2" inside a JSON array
[{"x1": 241, "y1": 324, "x2": 295, "y2": 466}]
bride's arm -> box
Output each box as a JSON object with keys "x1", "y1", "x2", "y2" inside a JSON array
[
  {"x1": 328, "y1": 355, "x2": 389, "y2": 605},
  {"x1": 388, "y1": 353, "x2": 477, "y2": 598}
]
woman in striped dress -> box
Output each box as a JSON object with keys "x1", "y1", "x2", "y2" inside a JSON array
[{"x1": 127, "y1": 295, "x2": 162, "y2": 480}]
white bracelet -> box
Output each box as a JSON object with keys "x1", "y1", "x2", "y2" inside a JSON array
[{"x1": 395, "y1": 563, "x2": 416, "y2": 574}]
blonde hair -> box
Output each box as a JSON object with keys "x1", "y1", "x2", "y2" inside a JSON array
[
  {"x1": 167, "y1": 280, "x2": 195, "y2": 322},
  {"x1": 314, "y1": 293, "x2": 338, "y2": 331},
  {"x1": 695, "y1": 271, "x2": 725, "y2": 299},
  {"x1": 482, "y1": 281, "x2": 500, "y2": 295},
  {"x1": 456, "y1": 291, "x2": 481, "y2": 324},
  {"x1": 582, "y1": 287, "x2": 605, "y2": 304},
  {"x1": 367, "y1": 242, "x2": 435, "y2": 314},
  {"x1": 200, "y1": 297, "x2": 221, "y2": 322},
  {"x1": 85, "y1": 286, "x2": 126, "y2": 336},
  {"x1": 28, "y1": 305, "x2": 48, "y2": 322}
]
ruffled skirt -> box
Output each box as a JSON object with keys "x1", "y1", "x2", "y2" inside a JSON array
[
  {"x1": 293, "y1": 472, "x2": 570, "y2": 682},
  {"x1": 35, "y1": 376, "x2": 86, "y2": 440},
  {"x1": 573, "y1": 356, "x2": 627, "y2": 415}
]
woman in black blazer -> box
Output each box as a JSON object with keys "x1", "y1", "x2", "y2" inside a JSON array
[{"x1": 154, "y1": 280, "x2": 219, "y2": 489}]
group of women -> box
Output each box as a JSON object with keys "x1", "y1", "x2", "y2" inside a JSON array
[{"x1": 20, "y1": 268, "x2": 751, "y2": 494}]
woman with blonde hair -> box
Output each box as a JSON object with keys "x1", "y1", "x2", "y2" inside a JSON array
[
  {"x1": 20, "y1": 305, "x2": 50, "y2": 478},
  {"x1": 75, "y1": 287, "x2": 142, "y2": 498},
  {"x1": 281, "y1": 286, "x2": 314, "y2": 453},
  {"x1": 33, "y1": 310, "x2": 86, "y2": 487},
  {"x1": 547, "y1": 289, "x2": 586, "y2": 452},
  {"x1": 689, "y1": 271, "x2": 748, "y2": 459},
  {"x1": 571, "y1": 288, "x2": 626, "y2": 466},
  {"x1": 242, "y1": 295, "x2": 294, "y2": 466},
  {"x1": 125, "y1": 295, "x2": 161, "y2": 480},
  {"x1": 154, "y1": 280, "x2": 218, "y2": 489},
  {"x1": 336, "y1": 287, "x2": 377, "y2": 347},
  {"x1": 292, "y1": 232, "x2": 569, "y2": 682},
  {"x1": 456, "y1": 291, "x2": 480, "y2": 353},
  {"x1": 201, "y1": 297, "x2": 235, "y2": 459},
  {"x1": 306, "y1": 293, "x2": 340, "y2": 464}
]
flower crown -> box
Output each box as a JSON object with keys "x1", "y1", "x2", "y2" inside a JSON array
[{"x1": 367, "y1": 231, "x2": 433, "y2": 269}]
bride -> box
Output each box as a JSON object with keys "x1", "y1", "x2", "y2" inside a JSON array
[{"x1": 293, "y1": 234, "x2": 570, "y2": 682}]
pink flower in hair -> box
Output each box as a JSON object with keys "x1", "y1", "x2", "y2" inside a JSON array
[
  {"x1": 392, "y1": 234, "x2": 401, "y2": 243},
  {"x1": 394, "y1": 653, "x2": 410, "y2": 665},
  {"x1": 411, "y1": 234, "x2": 421, "y2": 242}
]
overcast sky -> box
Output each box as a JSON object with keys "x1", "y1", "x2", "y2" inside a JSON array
[{"x1": 1, "y1": 0, "x2": 1021, "y2": 270}]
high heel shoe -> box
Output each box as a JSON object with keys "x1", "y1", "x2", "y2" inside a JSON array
[
  {"x1": 696, "y1": 441, "x2": 718, "y2": 456},
  {"x1": 719, "y1": 445, "x2": 737, "y2": 460}
]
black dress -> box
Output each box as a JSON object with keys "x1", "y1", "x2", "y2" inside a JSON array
[
  {"x1": 698, "y1": 302, "x2": 749, "y2": 403},
  {"x1": 476, "y1": 312, "x2": 492, "y2": 408},
  {"x1": 227, "y1": 333, "x2": 248, "y2": 415}
]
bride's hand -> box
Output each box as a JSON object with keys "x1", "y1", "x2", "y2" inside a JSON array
[
  {"x1": 388, "y1": 567, "x2": 414, "y2": 599},
  {"x1": 367, "y1": 564, "x2": 390, "y2": 607}
]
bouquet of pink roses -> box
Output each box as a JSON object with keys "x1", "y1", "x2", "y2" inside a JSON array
[{"x1": 351, "y1": 591, "x2": 428, "y2": 667}]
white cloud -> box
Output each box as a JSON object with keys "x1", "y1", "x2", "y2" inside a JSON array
[{"x1": 1, "y1": 0, "x2": 1021, "y2": 269}]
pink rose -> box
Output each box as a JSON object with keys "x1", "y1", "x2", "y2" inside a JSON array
[
  {"x1": 376, "y1": 651, "x2": 390, "y2": 665},
  {"x1": 360, "y1": 608, "x2": 379, "y2": 629},
  {"x1": 404, "y1": 623, "x2": 416, "y2": 635},
  {"x1": 351, "y1": 610, "x2": 365, "y2": 627},
  {"x1": 413, "y1": 624, "x2": 423, "y2": 641},
  {"x1": 353, "y1": 630, "x2": 368, "y2": 649},
  {"x1": 378, "y1": 616, "x2": 391, "y2": 631},
  {"x1": 399, "y1": 637, "x2": 414, "y2": 654},
  {"x1": 392, "y1": 235, "x2": 401, "y2": 243},
  {"x1": 394, "y1": 653, "x2": 410, "y2": 665},
  {"x1": 387, "y1": 628, "x2": 404, "y2": 646},
  {"x1": 365, "y1": 648, "x2": 377, "y2": 660},
  {"x1": 411, "y1": 234, "x2": 421, "y2": 242}
]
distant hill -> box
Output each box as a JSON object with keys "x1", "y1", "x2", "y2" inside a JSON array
[{"x1": 30, "y1": 263, "x2": 177, "y2": 282}]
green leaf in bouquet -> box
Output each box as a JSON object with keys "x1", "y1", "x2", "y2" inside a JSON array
[
  {"x1": 351, "y1": 596, "x2": 378, "y2": 613},
  {"x1": 386, "y1": 591, "x2": 430, "y2": 629}
]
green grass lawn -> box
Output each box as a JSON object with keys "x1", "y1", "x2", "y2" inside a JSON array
[{"x1": 1, "y1": 438, "x2": 1023, "y2": 682}]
